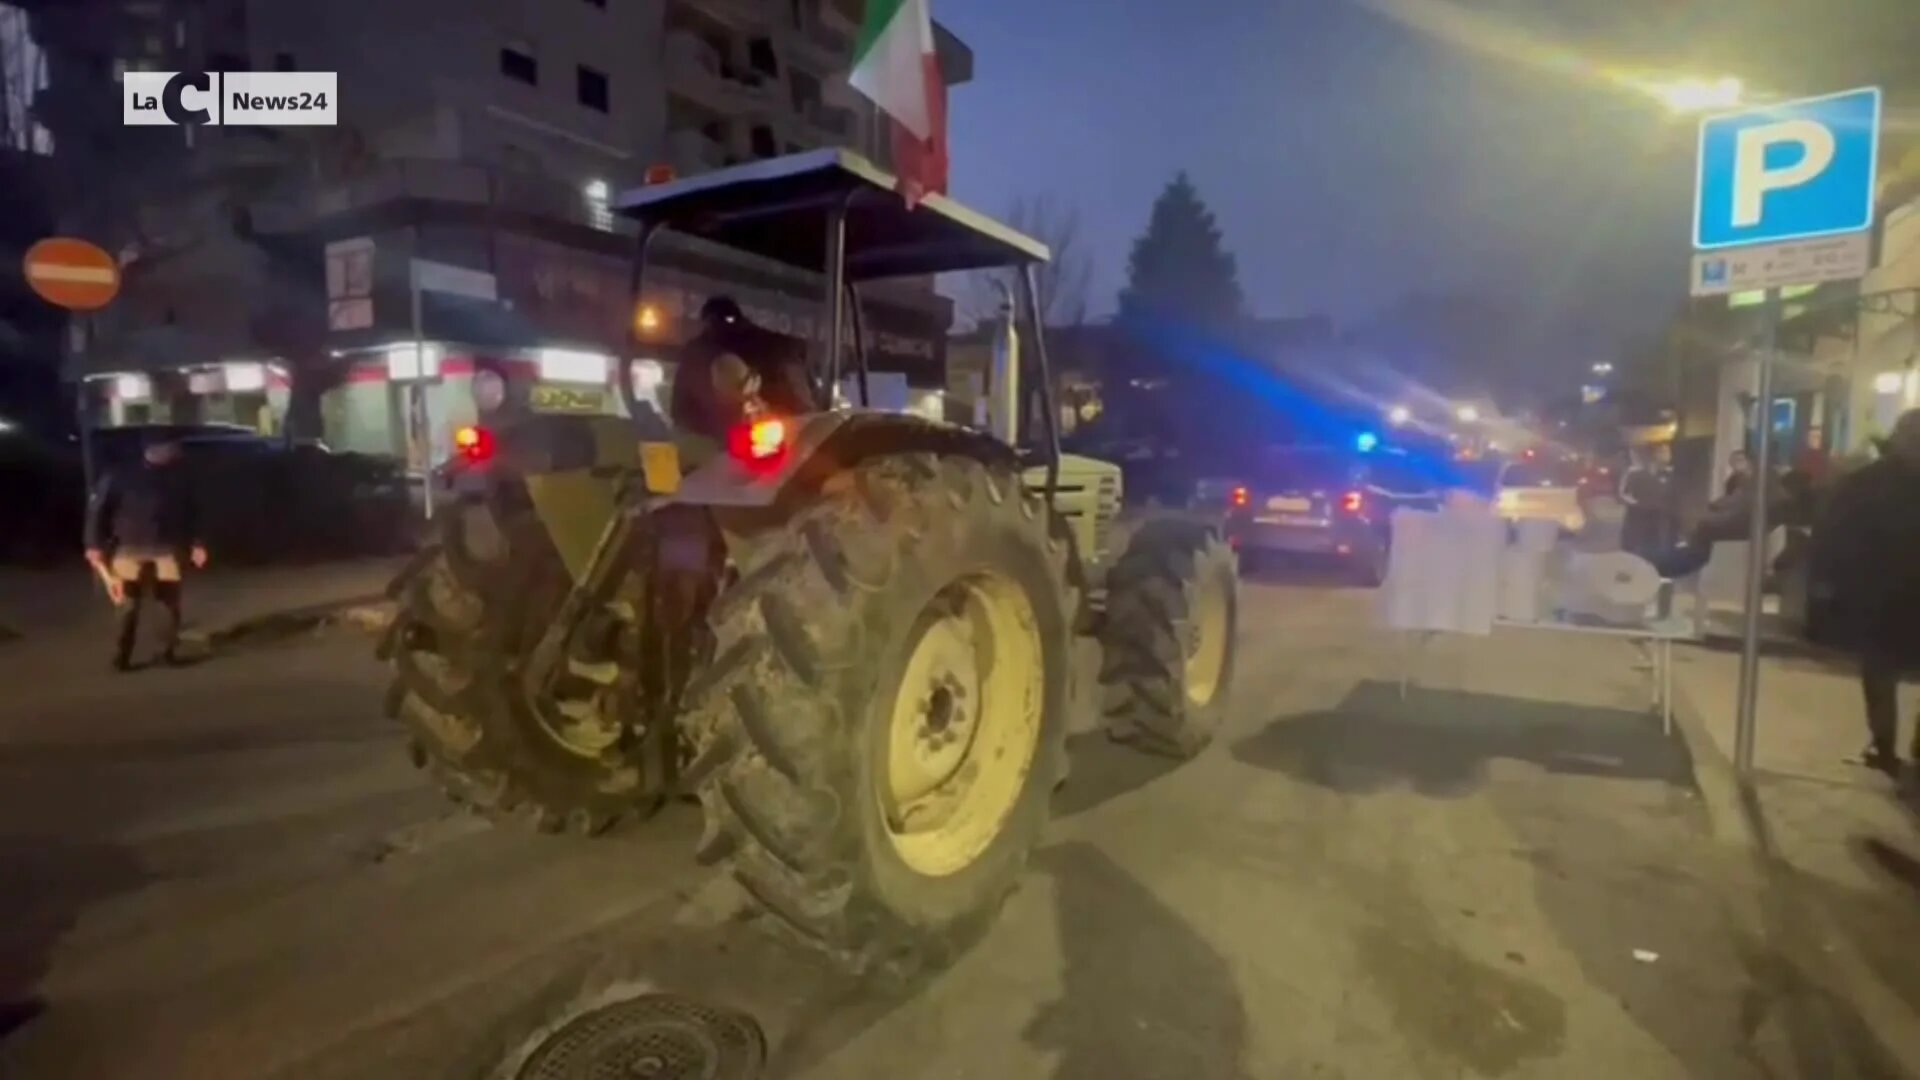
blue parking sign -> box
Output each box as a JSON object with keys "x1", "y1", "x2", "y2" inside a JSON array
[{"x1": 1694, "y1": 87, "x2": 1880, "y2": 250}]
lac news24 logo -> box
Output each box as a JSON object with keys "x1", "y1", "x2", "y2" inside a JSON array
[{"x1": 123, "y1": 71, "x2": 338, "y2": 126}]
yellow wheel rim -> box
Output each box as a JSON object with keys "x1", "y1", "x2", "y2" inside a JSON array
[
  {"x1": 882, "y1": 572, "x2": 1045, "y2": 878},
  {"x1": 521, "y1": 573, "x2": 622, "y2": 759},
  {"x1": 1184, "y1": 565, "x2": 1230, "y2": 707}
]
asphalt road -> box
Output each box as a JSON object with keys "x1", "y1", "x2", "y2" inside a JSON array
[{"x1": 2, "y1": 574, "x2": 1915, "y2": 1079}]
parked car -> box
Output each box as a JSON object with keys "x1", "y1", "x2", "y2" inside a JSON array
[
  {"x1": 1223, "y1": 444, "x2": 1442, "y2": 585},
  {"x1": 0, "y1": 429, "x2": 85, "y2": 564},
  {"x1": 87, "y1": 422, "x2": 266, "y2": 471},
  {"x1": 3, "y1": 424, "x2": 409, "y2": 566},
  {"x1": 1495, "y1": 456, "x2": 1587, "y2": 533}
]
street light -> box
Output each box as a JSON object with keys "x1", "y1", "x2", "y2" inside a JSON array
[
  {"x1": 1387, "y1": 404, "x2": 1412, "y2": 426},
  {"x1": 1455, "y1": 404, "x2": 1480, "y2": 424},
  {"x1": 1591, "y1": 361, "x2": 1614, "y2": 376},
  {"x1": 1653, "y1": 76, "x2": 1742, "y2": 114}
]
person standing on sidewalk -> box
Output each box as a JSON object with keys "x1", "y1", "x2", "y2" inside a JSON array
[
  {"x1": 1618, "y1": 446, "x2": 1674, "y2": 559},
  {"x1": 83, "y1": 438, "x2": 209, "y2": 671},
  {"x1": 1812, "y1": 409, "x2": 1920, "y2": 775},
  {"x1": 1723, "y1": 449, "x2": 1753, "y2": 499}
]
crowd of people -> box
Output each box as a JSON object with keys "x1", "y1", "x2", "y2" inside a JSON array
[{"x1": 1602, "y1": 411, "x2": 1920, "y2": 777}]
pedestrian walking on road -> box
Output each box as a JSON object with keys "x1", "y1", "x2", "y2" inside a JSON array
[
  {"x1": 1811, "y1": 409, "x2": 1920, "y2": 775},
  {"x1": 83, "y1": 438, "x2": 208, "y2": 671}
]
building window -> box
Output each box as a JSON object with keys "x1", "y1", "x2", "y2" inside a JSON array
[
  {"x1": 583, "y1": 179, "x2": 612, "y2": 231},
  {"x1": 208, "y1": 51, "x2": 245, "y2": 72},
  {"x1": 274, "y1": 51, "x2": 295, "y2": 71},
  {"x1": 500, "y1": 43, "x2": 538, "y2": 85},
  {"x1": 577, "y1": 65, "x2": 609, "y2": 112},
  {"x1": 750, "y1": 124, "x2": 776, "y2": 159},
  {"x1": 791, "y1": 70, "x2": 820, "y2": 114},
  {"x1": 747, "y1": 38, "x2": 778, "y2": 80}
]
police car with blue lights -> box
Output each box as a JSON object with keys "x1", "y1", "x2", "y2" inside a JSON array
[{"x1": 1221, "y1": 433, "x2": 1442, "y2": 585}]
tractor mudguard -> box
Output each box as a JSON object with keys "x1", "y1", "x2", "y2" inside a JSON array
[
  {"x1": 671, "y1": 410, "x2": 1020, "y2": 509},
  {"x1": 488, "y1": 414, "x2": 647, "y2": 583}
]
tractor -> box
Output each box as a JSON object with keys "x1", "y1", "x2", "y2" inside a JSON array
[{"x1": 380, "y1": 149, "x2": 1240, "y2": 973}]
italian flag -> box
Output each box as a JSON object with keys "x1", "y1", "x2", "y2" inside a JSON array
[{"x1": 848, "y1": 0, "x2": 947, "y2": 204}]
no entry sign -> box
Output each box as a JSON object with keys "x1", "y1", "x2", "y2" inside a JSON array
[{"x1": 23, "y1": 237, "x2": 121, "y2": 311}]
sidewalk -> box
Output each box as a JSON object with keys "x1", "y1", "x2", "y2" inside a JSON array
[
  {"x1": 0, "y1": 557, "x2": 406, "y2": 654},
  {"x1": 1668, "y1": 643, "x2": 1920, "y2": 1067}
]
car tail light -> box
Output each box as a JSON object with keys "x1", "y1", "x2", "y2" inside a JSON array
[
  {"x1": 453, "y1": 424, "x2": 495, "y2": 464},
  {"x1": 1230, "y1": 486, "x2": 1249, "y2": 508},
  {"x1": 727, "y1": 416, "x2": 790, "y2": 470},
  {"x1": 1340, "y1": 490, "x2": 1364, "y2": 514}
]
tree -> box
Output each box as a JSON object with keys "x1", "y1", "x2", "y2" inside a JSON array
[
  {"x1": 965, "y1": 193, "x2": 1093, "y2": 327},
  {"x1": 1116, "y1": 172, "x2": 1243, "y2": 328}
]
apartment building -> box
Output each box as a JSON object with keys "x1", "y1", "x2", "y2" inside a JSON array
[{"x1": 20, "y1": 0, "x2": 973, "y2": 457}]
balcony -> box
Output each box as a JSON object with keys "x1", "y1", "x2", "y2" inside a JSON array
[
  {"x1": 250, "y1": 158, "x2": 635, "y2": 239},
  {"x1": 803, "y1": 103, "x2": 853, "y2": 143},
  {"x1": 805, "y1": 20, "x2": 850, "y2": 58},
  {"x1": 785, "y1": 17, "x2": 850, "y2": 69},
  {"x1": 666, "y1": 127, "x2": 728, "y2": 176},
  {"x1": 821, "y1": 0, "x2": 859, "y2": 33},
  {"x1": 664, "y1": 30, "x2": 780, "y2": 116},
  {"x1": 670, "y1": 0, "x2": 777, "y2": 31}
]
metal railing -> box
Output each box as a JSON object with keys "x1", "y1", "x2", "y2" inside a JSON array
[{"x1": 253, "y1": 158, "x2": 636, "y2": 237}]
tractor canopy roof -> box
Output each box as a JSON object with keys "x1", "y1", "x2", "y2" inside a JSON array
[{"x1": 613, "y1": 148, "x2": 1050, "y2": 282}]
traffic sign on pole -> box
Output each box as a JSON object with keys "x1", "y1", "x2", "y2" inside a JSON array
[
  {"x1": 1688, "y1": 87, "x2": 1882, "y2": 777},
  {"x1": 22, "y1": 237, "x2": 121, "y2": 311},
  {"x1": 1689, "y1": 232, "x2": 1872, "y2": 297},
  {"x1": 1693, "y1": 87, "x2": 1881, "y2": 251}
]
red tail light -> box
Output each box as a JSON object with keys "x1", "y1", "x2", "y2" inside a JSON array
[
  {"x1": 1340, "y1": 490, "x2": 1364, "y2": 514},
  {"x1": 1230, "y1": 486, "x2": 1249, "y2": 508},
  {"x1": 453, "y1": 424, "x2": 495, "y2": 464},
  {"x1": 727, "y1": 416, "x2": 790, "y2": 471}
]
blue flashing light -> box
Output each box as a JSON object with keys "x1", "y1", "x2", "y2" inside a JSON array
[{"x1": 1355, "y1": 431, "x2": 1380, "y2": 453}]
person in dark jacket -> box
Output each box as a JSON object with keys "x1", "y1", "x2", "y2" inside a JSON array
[
  {"x1": 668, "y1": 296, "x2": 819, "y2": 443},
  {"x1": 1646, "y1": 468, "x2": 1789, "y2": 579},
  {"x1": 1812, "y1": 409, "x2": 1920, "y2": 774},
  {"x1": 1723, "y1": 449, "x2": 1753, "y2": 499},
  {"x1": 84, "y1": 438, "x2": 209, "y2": 670},
  {"x1": 1618, "y1": 447, "x2": 1674, "y2": 558}
]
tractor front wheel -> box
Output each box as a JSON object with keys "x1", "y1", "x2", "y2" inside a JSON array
[{"x1": 1098, "y1": 519, "x2": 1239, "y2": 759}]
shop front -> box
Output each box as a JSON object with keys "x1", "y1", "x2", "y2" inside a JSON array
[{"x1": 80, "y1": 361, "x2": 291, "y2": 433}]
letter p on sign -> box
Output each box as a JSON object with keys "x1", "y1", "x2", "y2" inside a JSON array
[
  {"x1": 1694, "y1": 87, "x2": 1880, "y2": 251},
  {"x1": 1731, "y1": 120, "x2": 1835, "y2": 228}
]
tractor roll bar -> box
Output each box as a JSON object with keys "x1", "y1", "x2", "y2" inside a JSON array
[
  {"x1": 622, "y1": 222, "x2": 662, "y2": 427},
  {"x1": 822, "y1": 200, "x2": 848, "y2": 401},
  {"x1": 1020, "y1": 263, "x2": 1062, "y2": 501}
]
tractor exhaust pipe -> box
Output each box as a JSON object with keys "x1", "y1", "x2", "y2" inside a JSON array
[{"x1": 987, "y1": 279, "x2": 1020, "y2": 446}]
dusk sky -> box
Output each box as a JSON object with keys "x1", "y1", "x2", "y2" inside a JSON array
[{"x1": 940, "y1": 0, "x2": 1914, "y2": 364}]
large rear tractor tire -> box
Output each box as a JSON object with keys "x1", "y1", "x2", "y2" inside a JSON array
[
  {"x1": 380, "y1": 491, "x2": 659, "y2": 836},
  {"x1": 1098, "y1": 519, "x2": 1239, "y2": 759},
  {"x1": 681, "y1": 453, "x2": 1076, "y2": 974}
]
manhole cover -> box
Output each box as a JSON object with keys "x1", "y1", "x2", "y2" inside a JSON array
[{"x1": 515, "y1": 994, "x2": 766, "y2": 1080}]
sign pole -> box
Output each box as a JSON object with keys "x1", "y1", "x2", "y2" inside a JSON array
[
  {"x1": 410, "y1": 260, "x2": 435, "y2": 523},
  {"x1": 76, "y1": 320, "x2": 95, "y2": 499},
  {"x1": 1733, "y1": 285, "x2": 1780, "y2": 775}
]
